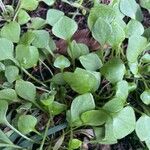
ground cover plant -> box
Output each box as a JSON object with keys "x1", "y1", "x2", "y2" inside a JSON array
[{"x1": 0, "y1": 0, "x2": 149, "y2": 149}]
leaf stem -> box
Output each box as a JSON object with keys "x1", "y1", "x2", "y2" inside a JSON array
[
  {"x1": 5, "y1": 121, "x2": 34, "y2": 142},
  {"x1": 39, "y1": 118, "x2": 51, "y2": 150},
  {"x1": 0, "y1": 0, "x2": 6, "y2": 12},
  {"x1": 21, "y1": 67, "x2": 48, "y2": 88},
  {"x1": 0, "y1": 144, "x2": 22, "y2": 149},
  {"x1": 13, "y1": 0, "x2": 21, "y2": 21}
]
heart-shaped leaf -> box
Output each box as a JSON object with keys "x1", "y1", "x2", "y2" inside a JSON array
[
  {"x1": 52, "y1": 16, "x2": 78, "y2": 40},
  {"x1": 15, "y1": 80, "x2": 36, "y2": 102},
  {"x1": 1, "y1": 21, "x2": 21, "y2": 43},
  {"x1": 140, "y1": 90, "x2": 150, "y2": 105},
  {"x1": 5, "y1": 66, "x2": 19, "y2": 83},
  {"x1": 20, "y1": 0, "x2": 39, "y2": 11},
  {"x1": 63, "y1": 68, "x2": 100, "y2": 94},
  {"x1": 127, "y1": 35, "x2": 148, "y2": 63},
  {"x1": 0, "y1": 89, "x2": 18, "y2": 102},
  {"x1": 16, "y1": 44, "x2": 39, "y2": 69},
  {"x1": 54, "y1": 55, "x2": 70, "y2": 70},
  {"x1": 18, "y1": 115, "x2": 37, "y2": 134},
  {"x1": 0, "y1": 38, "x2": 14, "y2": 61},
  {"x1": 79, "y1": 53, "x2": 102, "y2": 71},
  {"x1": 81, "y1": 110, "x2": 108, "y2": 126},
  {"x1": 101, "y1": 58, "x2": 126, "y2": 84},
  {"x1": 136, "y1": 115, "x2": 150, "y2": 141},
  {"x1": 46, "y1": 9, "x2": 64, "y2": 26},
  {"x1": 70, "y1": 93, "x2": 95, "y2": 126},
  {"x1": 92, "y1": 17, "x2": 112, "y2": 46}
]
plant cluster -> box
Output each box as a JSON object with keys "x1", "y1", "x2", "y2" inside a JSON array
[{"x1": 0, "y1": 0, "x2": 150, "y2": 149}]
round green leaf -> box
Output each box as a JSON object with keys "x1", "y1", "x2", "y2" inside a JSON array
[
  {"x1": 92, "y1": 17, "x2": 112, "y2": 46},
  {"x1": 18, "y1": 115, "x2": 37, "y2": 134},
  {"x1": 140, "y1": 0, "x2": 150, "y2": 10},
  {"x1": 125, "y1": 19, "x2": 144, "y2": 38},
  {"x1": 15, "y1": 80, "x2": 36, "y2": 102},
  {"x1": 112, "y1": 106, "x2": 136, "y2": 139},
  {"x1": 140, "y1": 90, "x2": 150, "y2": 105},
  {"x1": 0, "y1": 38, "x2": 14, "y2": 61},
  {"x1": 5, "y1": 65, "x2": 19, "y2": 83},
  {"x1": 42, "y1": 0, "x2": 56, "y2": 6},
  {"x1": 79, "y1": 53, "x2": 103, "y2": 71},
  {"x1": 17, "y1": 9, "x2": 30, "y2": 25},
  {"x1": 63, "y1": 68, "x2": 100, "y2": 94},
  {"x1": 88, "y1": 4, "x2": 116, "y2": 30},
  {"x1": 69, "y1": 139, "x2": 82, "y2": 149},
  {"x1": 101, "y1": 58, "x2": 126, "y2": 84},
  {"x1": 136, "y1": 115, "x2": 150, "y2": 141},
  {"x1": 16, "y1": 44, "x2": 39, "y2": 69},
  {"x1": 0, "y1": 89, "x2": 17, "y2": 102},
  {"x1": 1, "y1": 21, "x2": 21, "y2": 43},
  {"x1": 70, "y1": 93, "x2": 95, "y2": 126},
  {"x1": 32, "y1": 30, "x2": 49, "y2": 48},
  {"x1": 81, "y1": 110, "x2": 108, "y2": 126},
  {"x1": 46, "y1": 9, "x2": 64, "y2": 26},
  {"x1": 54, "y1": 55, "x2": 70, "y2": 70},
  {"x1": 20, "y1": 0, "x2": 39, "y2": 11},
  {"x1": 52, "y1": 16, "x2": 78, "y2": 40},
  {"x1": 108, "y1": 21, "x2": 125, "y2": 48},
  {"x1": 127, "y1": 35, "x2": 148, "y2": 63}
]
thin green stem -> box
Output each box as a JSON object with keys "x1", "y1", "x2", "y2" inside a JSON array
[
  {"x1": 13, "y1": 0, "x2": 21, "y2": 21},
  {"x1": 21, "y1": 67, "x2": 48, "y2": 88},
  {"x1": 39, "y1": 118, "x2": 51, "y2": 150},
  {"x1": 0, "y1": 144, "x2": 22, "y2": 149},
  {"x1": 5, "y1": 121, "x2": 34, "y2": 142}
]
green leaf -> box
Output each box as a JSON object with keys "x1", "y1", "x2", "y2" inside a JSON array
[
  {"x1": 128, "y1": 82, "x2": 137, "y2": 92},
  {"x1": 69, "y1": 139, "x2": 82, "y2": 149},
  {"x1": 81, "y1": 110, "x2": 108, "y2": 126},
  {"x1": 120, "y1": 0, "x2": 142, "y2": 20},
  {"x1": 15, "y1": 80, "x2": 36, "y2": 102},
  {"x1": 127, "y1": 35, "x2": 148, "y2": 63},
  {"x1": 63, "y1": 68, "x2": 100, "y2": 94},
  {"x1": 16, "y1": 44, "x2": 39, "y2": 69},
  {"x1": 101, "y1": 58, "x2": 126, "y2": 84},
  {"x1": 70, "y1": 93, "x2": 95, "y2": 126},
  {"x1": 0, "y1": 100, "x2": 8, "y2": 124},
  {"x1": 17, "y1": 9, "x2": 30, "y2": 25},
  {"x1": 108, "y1": 21, "x2": 125, "y2": 48},
  {"x1": 141, "y1": 53, "x2": 150, "y2": 63},
  {"x1": 136, "y1": 115, "x2": 150, "y2": 141},
  {"x1": 128, "y1": 61, "x2": 140, "y2": 77},
  {"x1": 19, "y1": 31, "x2": 36, "y2": 45},
  {"x1": 18, "y1": 115, "x2": 37, "y2": 134},
  {"x1": 30, "y1": 17, "x2": 46, "y2": 29},
  {"x1": 46, "y1": 9, "x2": 64, "y2": 26},
  {"x1": 1, "y1": 21, "x2": 20, "y2": 43},
  {"x1": 140, "y1": 90, "x2": 150, "y2": 105},
  {"x1": 115, "y1": 80, "x2": 129, "y2": 100},
  {"x1": 125, "y1": 19, "x2": 144, "y2": 38},
  {"x1": 52, "y1": 16, "x2": 78, "y2": 40},
  {"x1": 5, "y1": 66, "x2": 19, "y2": 83},
  {"x1": 0, "y1": 89, "x2": 17, "y2": 102},
  {"x1": 92, "y1": 17, "x2": 112, "y2": 46},
  {"x1": 112, "y1": 106, "x2": 136, "y2": 139},
  {"x1": 140, "y1": 0, "x2": 150, "y2": 10},
  {"x1": 103, "y1": 97, "x2": 124, "y2": 113},
  {"x1": 0, "y1": 62, "x2": 5, "y2": 71},
  {"x1": 32, "y1": 30, "x2": 49, "y2": 48},
  {"x1": 54, "y1": 55, "x2": 70, "y2": 70},
  {"x1": 67, "y1": 41, "x2": 89, "y2": 60},
  {"x1": 50, "y1": 101, "x2": 67, "y2": 115},
  {"x1": 0, "y1": 38, "x2": 14, "y2": 61},
  {"x1": 79, "y1": 53, "x2": 103, "y2": 71},
  {"x1": 51, "y1": 73, "x2": 66, "y2": 85},
  {"x1": 20, "y1": 0, "x2": 39, "y2": 11},
  {"x1": 88, "y1": 4, "x2": 116, "y2": 30},
  {"x1": 42, "y1": 0, "x2": 56, "y2": 6}
]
